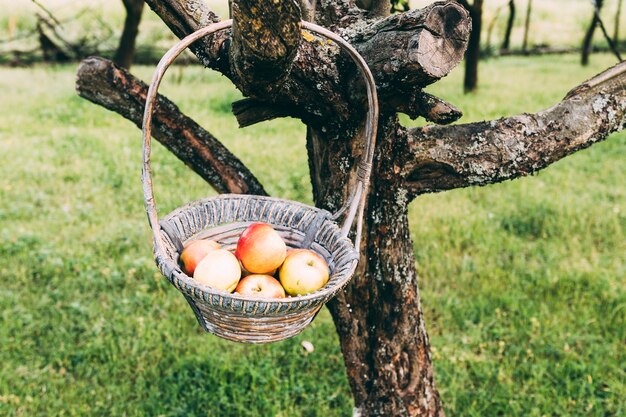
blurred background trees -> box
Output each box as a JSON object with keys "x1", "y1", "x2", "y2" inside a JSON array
[
  {"x1": 0, "y1": 1, "x2": 624, "y2": 88},
  {"x1": 113, "y1": 0, "x2": 145, "y2": 69}
]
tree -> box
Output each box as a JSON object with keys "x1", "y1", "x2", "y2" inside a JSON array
[
  {"x1": 458, "y1": 0, "x2": 483, "y2": 92},
  {"x1": 582, "y1": 0, "x2": 623, "y2": 66},
  {"x1": 521, "y1": 0, "x2": 532, "y2": 53},
  {"x1": 582, "y1": 0, "x2": 603, "y2": 65},
  {"x1": 75, "y1": 0, "x2": 626, "y2": 415},
  {"x1": 501, "y1": 0, "x2": 515, "y2": 52},
  {"x1": 113, "y1": 0, "x2": 145, "y2": 69}
]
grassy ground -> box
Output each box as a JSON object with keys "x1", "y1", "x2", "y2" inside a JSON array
[{"x1": 0, "y1": 53, "x2": 624, "y2": 416}]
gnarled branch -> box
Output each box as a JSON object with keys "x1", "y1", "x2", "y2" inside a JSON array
[
  {"x1": 75, "y1": 57, "x2": 267, "y2": 196},
  {"x1": 403, "y1": 61, "x2": 626, "y2": 196},
  {"x1": 145, "y1": 0, "x2": 470, "y2": 131}
]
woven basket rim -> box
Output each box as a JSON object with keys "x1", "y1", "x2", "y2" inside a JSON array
[{"x1": 158, "y1": 194, "x2": 359, "y2": 305}]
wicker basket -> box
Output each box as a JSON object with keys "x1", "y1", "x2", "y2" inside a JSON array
[{"x1": 141, "y1": 20, "x2": 378, "y2": 344}]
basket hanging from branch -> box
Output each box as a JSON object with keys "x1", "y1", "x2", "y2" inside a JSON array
[{"x1": 141, "y1": 19, "x2": 379, "y2": 344}]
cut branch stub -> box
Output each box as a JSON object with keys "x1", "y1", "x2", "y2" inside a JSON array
[
  {"x1": 350, "y1": 1, "x2": 470, "y2": 94},
  {"x1": 75, "y1": 57, "x2": 267, "y2": 196},
  {"x1": 403, "y1": 61, "x2": 626, "y2": 196},
  {"x1": 232, "y1": 98, "x2": 294, "y2": 127},
  {"x1": 230, "y1": 0, "x2": 302, "y2": 97},
  {"x1": 391, "y1": 90, "x2": 462, "y2": 124}
]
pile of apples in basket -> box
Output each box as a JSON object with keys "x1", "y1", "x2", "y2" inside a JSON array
[{"x1": 180, "y1": 223, "x2": 329, "y2": 298}]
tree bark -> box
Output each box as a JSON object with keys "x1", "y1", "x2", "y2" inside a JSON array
[
  {"x1": 313, "y1": 117, "x2": 445, "y2": 416},
  {"x1": 75, "y1": 1, "x2": 626, "y2": 416},
  {"x1": 402, "y1": 61, "x2": 626, "y2": 196},
  {"x1": 229, "y1": 0, "x2": 302, "y2": 97},
  {"x1": 389, "y1": 91, "x2": 462, "y2": 124},
  {"x1": 350, "y1": 3, "x2": 470, "y2": 98},
  {"x1": 501, "y1": 0, "x2": 515, "y2": 52},
  {"x1": 355, "y1": 0, "x2": 392, "y2": 18},
  {"x1": 114, "y1": 0, "x2": 145, "y2": 69}
]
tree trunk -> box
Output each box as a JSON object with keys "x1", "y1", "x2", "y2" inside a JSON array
[
  {"x1": 521, "y1": 0, "x2": 532, "y2": 53},
  {"x1": 114, "y1": 0, "x2": 145, "y2": 69},
  {"x1": 501, "y1": 0, "x2": 515, "y2": 51},
  {"x1": 462, "y1": 0, "x2": 483, "y2": 93},
  {"x1": 311, "y1": 118, "x2": 444, "y2": 416},
  {"x1": 75, "y1": 0, "x2": 626, "y2": 415},
  {"x1": 582, "y1": 0, "x2": 603, "y2": 66}
]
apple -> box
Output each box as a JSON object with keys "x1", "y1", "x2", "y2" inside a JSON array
[
  {"x1": 193, "y1": 249, "x2": 241, "y2": 292},
  {"x1": 180, "y1": 239, "x2": 221, "y2": 276},
  {"x1": 235, "y1": 223, "x2": 287, "y2": 274},
  {"x1": 235, "y1": 274, "x2": 286, "y2": 298},
  {"x1": 279, "y1": 249, "x2": 330, "y2": 296}
]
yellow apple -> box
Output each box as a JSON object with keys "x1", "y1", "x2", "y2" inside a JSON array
[
  {"x1": 180, "y1": 239, "x2": 221, "y2": 276},
  {"x1": 193, "y1": 249, "x2": 241, "y2": 292},
  {"x1": 235, "y1": 223, "x2": 287, "y2": 274},
  {"x1": 235, "y1": 274, "x2": 286, "y2": 298},
  {"x1": 279, "y1": 249, "x2": 329, "y2": 296}
]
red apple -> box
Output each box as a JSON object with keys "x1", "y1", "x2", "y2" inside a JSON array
[
  {"x1": 279, "y1": 249, "x2": 329, "y2": 296},
  {"x1": 235, "y1": 223, "x2": 287, "y2": 274},
  {"x1": 193, "y1": 249, "x2": 241, "y2": 292},
  {"x1": 180, "y1": 239, "x2": 221, "y2": 275},
  {"x1": 235, "y1": 274, "x2": 286, "y2": 298}
]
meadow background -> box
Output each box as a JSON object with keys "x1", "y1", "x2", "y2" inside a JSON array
[
  {"x1": 0, "y1": 1, "x2": 625, "y2": 416},
  {"x1": 2, "y1": 0, "x2": 626, "y2": 61}
]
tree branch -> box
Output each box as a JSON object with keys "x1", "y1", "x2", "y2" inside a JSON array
[
  {"x1": 146, "y1": 0, "x2": 353, "y2": 133},
  {"x1": 144, "y1": 0, "x2": 229, "y2": 72},
  {"x1": 348, "y1": 2, "x2": 470, "y2": 98},
  {"x1": 313, "y1": 0, "x2": 363, "y2": 29},
  {"x1": 231, "y1": 98, "x2": 297, "y2": 127},
  {"x1": 75, "y1": 57, "x2": 267, "y2": 196},
  {"x1": 403, "y1": 61, "x2": 626, "y2": 196},
  {"x1": 145, "y1": 0, "x2": 470, "y2": 133},
  {"x1": 391, "y1": 91, "x2": 462, "y2": 124}
]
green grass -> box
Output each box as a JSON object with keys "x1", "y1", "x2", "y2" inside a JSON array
[{"x1": 0, "y1": 54, "x2": 624, "y2": 416}]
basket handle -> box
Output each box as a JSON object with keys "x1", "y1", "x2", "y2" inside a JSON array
[{"x1": 142, "y1": 19, "x2": 378, "y2": 256}]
